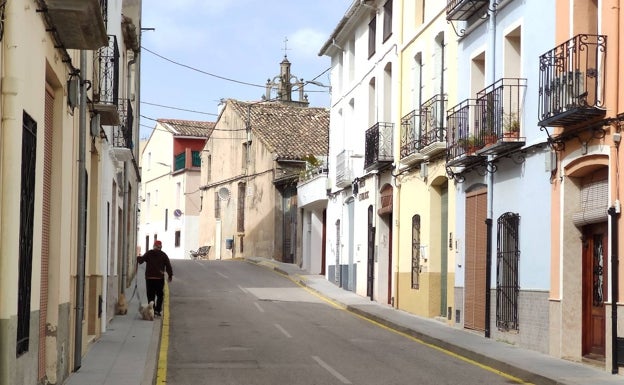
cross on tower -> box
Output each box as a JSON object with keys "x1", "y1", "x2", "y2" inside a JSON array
[{"x1": 282, "y1": 36, "x2": 291, "y2": 58}]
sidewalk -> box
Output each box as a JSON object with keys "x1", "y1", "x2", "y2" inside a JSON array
[
  {"x1": 63, "y1": 263, "x2": 160, "y2": 385},
  {"x1": 247, "y1": 257, "x2": 624, "y2": 385}
]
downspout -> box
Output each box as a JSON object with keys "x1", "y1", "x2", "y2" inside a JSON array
[
  {"x1": 611, "y1": 2, "x2": 622, "y2": 374},
  {"x1": 74, "y1": 50, "x2": 88, "y2": 371},
  {"x1": 609, "y1": 206, "x2": 619, "y2": 373},
  {"x1": 484, "y1": 0, "x2": 497, "y2": 339}
]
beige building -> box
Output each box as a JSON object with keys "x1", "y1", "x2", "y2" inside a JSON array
[
  {"x1": 393, "y1": 1, "x2": 457, "y2": 319},
  {"x1": 198, "y1": 95, "x2": 329, "y2": 262},
  {"x1": 0, "y1": 1, "x2": 142, "y2": 384},
  {"x1": 139, "y1": 119, "x2": 214, "y2": 259}
]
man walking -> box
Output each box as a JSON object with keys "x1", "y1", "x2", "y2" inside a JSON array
[{"x1": 137, "y1": 240, "x2": 173, "y2": 316}]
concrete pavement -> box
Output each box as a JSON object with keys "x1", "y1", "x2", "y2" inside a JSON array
[
  {"x1": 63, "y1": 263, "x2": 160, "y2": 385},
  {"x1": 64, "y1": 257, "x2": 624, "y2": 385}
]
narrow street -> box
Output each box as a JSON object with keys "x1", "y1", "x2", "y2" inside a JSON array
[{"x1": 165, "y1": 259, "x2": 519, "y2": 385}]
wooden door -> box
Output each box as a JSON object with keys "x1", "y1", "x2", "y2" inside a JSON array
[
  {"x1": 582, "y1": 223, "x2": 608, "y2": 357},
  {"x1": 464, "y1": 188, "x2": 487, "y2": 331}
]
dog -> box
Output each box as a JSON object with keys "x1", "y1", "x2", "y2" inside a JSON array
[
  {"x1": 139, "y1": 301, "x2": 155, "y2": 321},
  {"x1": 115, "y1": 293, "x2": 128, "y2": 315}
]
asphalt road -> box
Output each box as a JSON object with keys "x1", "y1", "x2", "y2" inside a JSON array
[{"x1": 166, "y1": 259, "x2": 521, "y2": 385}]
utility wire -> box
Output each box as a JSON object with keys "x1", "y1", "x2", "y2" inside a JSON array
[
  {"x1": 142, "y1": 46, "x2": 266, "y2": 88},
  {"x1": 141, "y1": 101, "x2": 219, "y2": 116}
]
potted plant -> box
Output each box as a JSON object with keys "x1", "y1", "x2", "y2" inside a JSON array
[{"x1": 503, "y1": 113, "x2": 520, "y2": 139}]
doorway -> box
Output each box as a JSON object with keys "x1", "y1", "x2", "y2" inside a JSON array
[{"x1": 582, "y1": 222, "x2": 607, "y2": 358}]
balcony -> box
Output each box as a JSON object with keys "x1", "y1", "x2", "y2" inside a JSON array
[
  {"x1": 336, "y1": 150, "x2": 354, "y2": 188},
  {"x1": 419, "y1": 94, "x2": 448, "y2": 158},
  {"x1": 474, "y1": 78, "x2": 526, "y2": 156},
  {"x1": 174, "y1": 150, "x2": 201, "y2": 172},
  {"x1": 109, "y1": 99, "x2": 133, "y2": 162},
  {"x1": 446, "y1": 0, "x2": 488, "y2": 21},
  {"x1": 400, "y1": 109, "x2": 424, "y2": 166},
  {"x1": 446, "y1": 99, "x2": 485, "y2": 168},
  {"x1": 93, "y1": 35, "x2": 120, "y2": 126},
  {"x1": 44, "y1": 0, "x2": 108, "y2": 49},
  {"x1": 298, "y1": 162, "x2": 329, "y2": 209},
  {"x1": 538, "y1": 34, "x2": 606, "y2": 127},
  {"x1": 364, "y1": 122, "x2": 394, "y2": 172}
]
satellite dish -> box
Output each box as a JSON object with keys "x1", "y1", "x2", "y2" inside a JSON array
[
  {"x1": 218, "y1": 187, "x2": 231, "y2": 201},
  {"x1": 173, "y1": 209, "x2": 182, "y2": 217}
]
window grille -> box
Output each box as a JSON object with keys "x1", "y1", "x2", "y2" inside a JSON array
[
  {"x1": 237, "y1": 182, "x2": 246, "y2": 232},
  {"x1": 17, "y1": 112, "x2": 37, "y2": 356},
  {"x1": 496, "y1": 212, "x2": 520, "y2": 331},
  {"x1": 175, "y1": 231, "x2": 181, "y2": 248},
  {"x1": 411, "y1": 214, "x2": 421, "y2": 289}
]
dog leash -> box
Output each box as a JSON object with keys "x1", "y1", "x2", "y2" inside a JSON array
[{"x1": 128, "y1": 259, "x2": 142, "y2": 304}]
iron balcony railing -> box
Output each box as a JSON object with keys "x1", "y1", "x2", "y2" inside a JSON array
[
  {"x1": 446, "y1": 98, "x2": 480, "y2": 164},
  {"x1": 335, "y1": 149, "x2": 354, "y2": 188},
  {"x1": 420, "y1": 94, "x2": 447, "y2": 156},
  {"x1": 93, "y1": 34, "x2": 120, "y2": 125},
  {"x1": 446, "y1": 0, "x2": 489, "y2": 21},
  {"x1": 474, "y1": 78, "x2": 526, "y2": 155},
  {"x1": 400, "y1": 109, "x2": 421, "y2": 160},
  {"x1": 538, "y1": 34, "x2": 606, "y2": 127},
  {"x1": 364, "y1": 122, "x2": 394, "y2": 171},
  {"x1": 113, "y1": 99, "x2": 133, "y2": 149}
]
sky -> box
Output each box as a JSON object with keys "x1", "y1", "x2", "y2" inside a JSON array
[{"x1": 139, "y1": 0, "x2": 352, "y2": 140}]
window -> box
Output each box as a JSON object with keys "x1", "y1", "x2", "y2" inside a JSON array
[
  {"x1": 17, "y1": 111, "x2": 37, "y2": 356},
  {"x1": 176, "y1": 182, "x2": 181, "y2": 208},
  {"x1": 214, "y1": 191, "x2": 220, "y2": 219},
  {"x1": 165, "y1": 208, "x2": 168, "y2": 231},
  {"x1": 496, "y1": 212, "x2": 520, "y2": 331},
  {"x1": 145, "y1": 235, "x2": 149, "y2": 254},
  {"x1": 383, "y1": 0, "x2": 392, "y2": 41},
  {"x1": 411, "y1": 214, "x2": 421, "y2": 289},
  {"x1": 237, "y1": 182, "x2": 246, "y2": 232},
  {"x1": 175, "y1": 230, "x2": 181, "y2": 247},
  {"x1": 368, "y1": 16, "x2": 376, "y2": 58},
  {"x1": 206, "y1": 154, "x2": 212, "y2": 182}
]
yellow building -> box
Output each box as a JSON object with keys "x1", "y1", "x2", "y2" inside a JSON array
[{"x1": 393, "y1": 1, "x2": 457, "y2": 319}]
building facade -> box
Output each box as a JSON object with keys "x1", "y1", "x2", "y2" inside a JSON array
[
  {"x1": 320, "y1": 0, "x2": 398, "y2": 303},
  {"x1": 139, "y1": 119, "x2": 214, "y2": 259},
  {"x1": 0, "y1": 0, "x2": 142, "y2": 384}
]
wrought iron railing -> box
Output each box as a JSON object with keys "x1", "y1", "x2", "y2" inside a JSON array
[
  {"x1": 475, "y1": 78, "x2": 526, "y2": 145},
  {"x1": 420, "y1": 94, "x2": 447, "y2": 147},
  {"x1": 446, "y1": 0, "x2": 489, "y2": 21},
  {"x1": 538, "y1": 34, "x2": 606, "y2": 126},
  {"x1": 364, "y1": 122, "x2": 394, "y2": 170},
  {"x1": 93, "y1": 34, "x2": 119, "y2": 107},
  {"x1": 113, "y1": 99, "x2": 132, "y2": 148},
  {"x1": 400, "y1": 109, "x2": 420, "y2": 159},
  {"x1": 446, "y1": 99, "x2": 479, "y2": 160}
]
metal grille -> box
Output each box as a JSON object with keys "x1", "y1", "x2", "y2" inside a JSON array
[
  {"x1": 420, "y1": 94, "x2": 447, "y2": 147},
  {"x1": 364, "y1": 122, "x2": 394, "y2": 169},
  {"x1": 93, "y1": 34, "x2": 119, "y2": 106},
  {"x1": 411, "y1": 215, "x2": 421, "y2": 289},
  {"x1": 17, "y1": 111, "x2": 37, "y2": 356},
  {"x1": 400, "y1": 109, "x2": 421, "y2": 158},
  {"x1": 496, "y1": 212, "x2": 520, "y2": 331},
  {"x1": 237, "y1": 182, "x2": 245, "y2": 232}
]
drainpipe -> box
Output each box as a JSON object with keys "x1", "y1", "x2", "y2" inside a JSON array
[
  {"x1": 609, "y1": 206, "x2": 619, "y2": 373},
  {"x1": 74, "y1": 50, "x2": 88, "y2": 371},
  {"x1": 484, "y1": 0, "x2": 497, "y2": 339}
]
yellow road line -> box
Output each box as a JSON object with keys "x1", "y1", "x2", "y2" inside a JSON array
[
  {"x1": 156, "y1": 282, "x2": 170, "y2": 385},
  {"x1": 253, "y1": 260, "x2": 533, "y2": 385}
]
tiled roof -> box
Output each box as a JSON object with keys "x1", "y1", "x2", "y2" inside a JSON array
[
  {"x1": 158, "y1": 119, "x2": 215, "y2": 137},
  {"x1": 227, "y1": 99, "x2": 329, "y2": 160}
]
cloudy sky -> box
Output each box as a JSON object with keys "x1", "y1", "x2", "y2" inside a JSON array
[{"x1": 139, "y1": 0, "x2": 351, "y2": 139}]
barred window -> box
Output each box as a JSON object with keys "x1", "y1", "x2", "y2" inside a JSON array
[
  {"x1": 237, "y1": 182, "x2": 246, "y2": 232},
  {"x1": 411, "y1": 214, "x2": 421, "y2": 289},
  {"x1": 214, "y1": 191, "x2": 220, "y2": 219},
  {"x1": 496, "y1": 212, "x2": 520, "y2": 331}
]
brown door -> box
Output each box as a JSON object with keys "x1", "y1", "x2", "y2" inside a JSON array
[
  {"x1": 464, "y1": 188, "x2": 487, "y2": 331},
  {"x1": 582, "y1": 223, "x2": 608, "y2": 357}
]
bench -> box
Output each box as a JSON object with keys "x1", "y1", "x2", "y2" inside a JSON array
[{"x1": 190, "y1": 245, "x2": 211, "y2": 259}]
